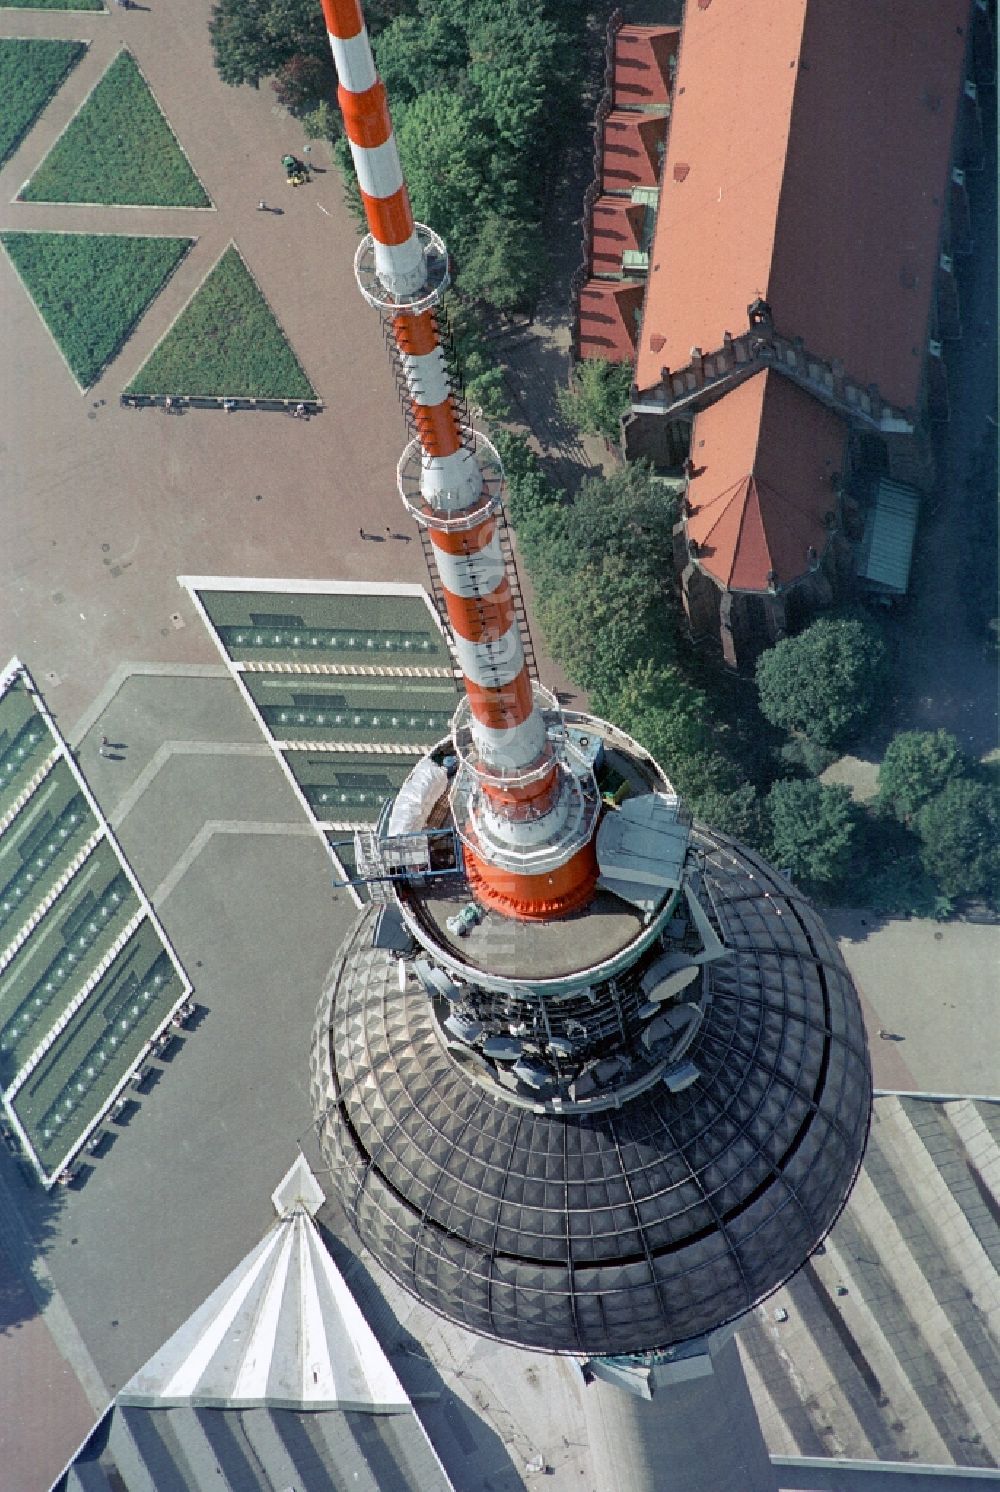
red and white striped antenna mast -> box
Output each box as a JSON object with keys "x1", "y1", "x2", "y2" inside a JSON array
[{"x1": 321, "y1": 0, "x2": 600, "y2": 919}]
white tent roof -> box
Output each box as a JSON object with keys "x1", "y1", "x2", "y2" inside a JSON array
[{"x1": 120, "y1": 1157, "x2": 409, "y2": 1413}]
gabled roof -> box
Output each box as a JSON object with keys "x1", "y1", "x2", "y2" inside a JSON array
[
  {"x1": 602, "y1": 111, "x2": 666, "y2": 193},
  {"x1": 686, "y1": 370, "x2": 846, "y2": 591},
  {"x1": 613, "y1": 24, "x2": 678, "y2": 109},
  {"x1": 120, "y1": 1156, "x2": 409, "y2": 1412},
  {"x1": 591, "y1": 196, "x2": 645, "y2": 276},
  {"x1": 636, "y1": 0, "x2": 970, "y2": 404},
  {"x1": 578, "y1": 280, "x2": 646, "y2": 363}
]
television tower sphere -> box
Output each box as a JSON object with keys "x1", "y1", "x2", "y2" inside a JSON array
[{"x1": 311, "y1": 712, "x2": 871, "y2": 1358}]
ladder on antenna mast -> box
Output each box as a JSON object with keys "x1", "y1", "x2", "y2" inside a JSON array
[
  {"x1": 418, "y1": 511, "x2": 539, "y2": 685},
  {"x1": 497, "y1": 506, "x2": 539, "y2": 682}
]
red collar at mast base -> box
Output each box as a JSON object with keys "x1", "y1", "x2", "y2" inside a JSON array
[{"x1": 463, "y1": 840, "x2": 599, "y2": 922}]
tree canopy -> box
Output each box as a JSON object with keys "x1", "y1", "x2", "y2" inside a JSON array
[
  {"x1": 557, "y1": 358, "x2": 634, "y2": 442},
  {"x1": 755, "y1": 616, "x2": 888, "y2": 749},
  {"x1": 209, "y1": 0, "x2": 329, "y2": 92},
  {"x1": 766, "y1": 778, "x2": 860, "y2": 895},
  {"x1": 209, "y1": 0, "x2": 591, "y2": 318},
  {"x1": 916, "y1": 778, "x2": 1000, "y2": 901},
  {"x1": 877, "y1": 729, "x2": 966, "y2": 824}
]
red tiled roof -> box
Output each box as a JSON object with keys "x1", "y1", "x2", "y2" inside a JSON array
[
  {"x1": 578, "y1": 281, "x2": 645, "y2": 363},
  {"x1": 602, "y1": 112, "x2": 666, "y2": 194},
  {"x1": 636, "y1": 0, "x2": 970, "y2": 407},
  {"x1": 686, "y1": 370, "x2": 846, "y2": 592},
  {"x1": 613, "y1": 24, "x2": 679, "y2": 109},
  {"x1": 591, "y1": 197, "x2": 645, "y2": 276}
]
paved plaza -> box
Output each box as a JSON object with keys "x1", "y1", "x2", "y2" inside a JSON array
[{"x1": 0, "y1": 0, "x2": 996, "y2": 1489}]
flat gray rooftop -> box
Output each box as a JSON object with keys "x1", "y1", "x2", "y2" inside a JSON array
[{"x1": 406, "y1": 882, "x2": 644, "y2": 980}]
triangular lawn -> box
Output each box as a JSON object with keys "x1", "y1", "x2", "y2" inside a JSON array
[
  {"x1": 0, "y1": 39, "x2": 86, "y2": 169},
  {"x1": 126, "y1": 245, "x2": 315, "y2": 400},
  {"x1": 1, "y1": 231, "x2": 193, "y2": 389},
  {"x1": 19, "y1": 51, "x2": 209, "y2": 207}
]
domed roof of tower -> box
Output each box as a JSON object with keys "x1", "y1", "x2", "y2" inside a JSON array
[{"x1": 313, "y1": 825, "x2": 871, "y2": 1358}]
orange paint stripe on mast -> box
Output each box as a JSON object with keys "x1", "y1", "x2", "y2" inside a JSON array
[
  {"x1": 319, "y1": 0, "x2": 363, "y2": 39},
  {"x1": 321, "y1": 0, "x2": 599, "y2": 919}
]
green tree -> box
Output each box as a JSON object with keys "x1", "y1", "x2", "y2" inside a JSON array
[
  {"x1": 554, "y1": 460, "x2": 678, "y2": 586},
  {"x1": 394, "y1": 88, "x2": 490, "y2": 259},
  {"x1": 851, "y1": 811, "x2": 940, "y2": 918},
  {"x1": 691, "y1": 782, "x2": 768, "y2": 849},
  {"x1": 755, "y1": 617, "x2": 888, "y2": 749},
  {"x1": 372, "y1": 12, "x2": 469, "y2": 108},
  {"x1": 456, "y1": 213, "x2": 546, "y2": 314},
  {"x1": 766, "y1": 778, "x2": 860, "y2": 894},
  {"x1": 916, "y1": 778, "x2": 1000, "y2": 901},
  {"x1": 209, "y1": 0, "x2": 328, "y2": 91},
  {"x1": 599, "y1": 662, "x2": 750, "y2": 812},
  {"x1": 557, "y1": 359, "x2": 633, "y2": 442},
  {"x1": 537, "y1": 556, "x2": 668, "y2": 701},
  {"x1": 877, "y1": 729, "x2": 966, "y2": 823}
]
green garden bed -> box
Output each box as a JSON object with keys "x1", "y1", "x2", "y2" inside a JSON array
[
  {"x1": 0, "y1": 40, "x2": 86, "y2": 167},
  {"x1": 1, "y1": 231, "x2": 193, "y2": 388},
  {"x1": 19, "y1": 50, "x2": 209, "y2": 206},
  {"x1": 125, "y1": 245, "x2": 315, "y2": 399},
  {"x1": 1, "y1": 0, "x2": 101, "y2": 10}
]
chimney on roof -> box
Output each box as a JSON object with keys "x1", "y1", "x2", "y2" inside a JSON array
[
  {"x1": 807, "y1": 545, "x2": 819, "y2": 570},
  {"x1": 766, "y1": 570, "x2": 779, "y2": 592},
  {"x1": 748, "y1": 297, "x2": 772, "y2": 329}
]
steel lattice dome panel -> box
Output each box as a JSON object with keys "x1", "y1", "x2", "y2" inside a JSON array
[{"x1": 311, "y1": 828, "x2": 871, "y2": 1357}]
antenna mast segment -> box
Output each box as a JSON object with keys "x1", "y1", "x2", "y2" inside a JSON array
[{"x1": 320, "y1": 0, "x2": 600, "y2": 919}]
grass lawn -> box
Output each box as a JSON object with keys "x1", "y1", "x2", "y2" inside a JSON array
[
  {"x1": 1, "y1": 0, "x2": 101, "y2": 10},
  {"x1": 126, "y1": 245, "x2": 315, "y2": 399},
  {"x1": 0, "y1": 39, "x2": 86, "y2": 167},
  {"x1": 1, "y1": 231, "x2": 193, "y2": 388},
  {"x1": 19, "y1": 50, "x2": 209, "y2": 206}
]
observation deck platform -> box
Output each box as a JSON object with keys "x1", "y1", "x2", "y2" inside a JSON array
[
  {"x1": 395, "y1": 722, "x2": 682, "y2": 987},
  {"x1": 403, "y1": 881, "x2": 644, "y2": 983}
]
